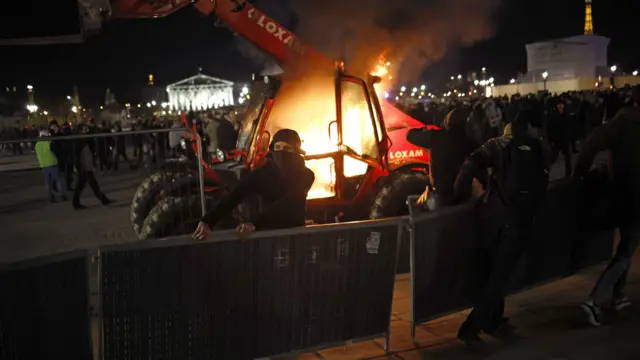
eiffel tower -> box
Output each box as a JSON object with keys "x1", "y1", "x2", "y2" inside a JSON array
[{"x1": 584, "y1": 0, "x2": 594, "y2": 34}]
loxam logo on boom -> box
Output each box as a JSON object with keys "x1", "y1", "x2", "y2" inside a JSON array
[
  {"x1": 388, "y1": 149, "x2": 425, "y2": 160},
  {"x1": 244, "y1": 7, "x2": 306, "y2": 57}
]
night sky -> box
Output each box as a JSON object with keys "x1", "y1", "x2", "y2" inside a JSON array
[{"x1": 0, "y1": 0, "x2": 638, "y2": 107}]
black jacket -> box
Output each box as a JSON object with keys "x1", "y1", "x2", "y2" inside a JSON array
[
  {"x1": 575, "y1": 106, "x2": 640, "y2": 222},
  {"x1": 407, "y1": 126, "x2": 479, "y2": 203},
  {"x1": 201, "y1": 159, "x2": 315, "y2": 230},
  {"x1": 453, "y1": 135, "x2": 552, "y2": 207}
]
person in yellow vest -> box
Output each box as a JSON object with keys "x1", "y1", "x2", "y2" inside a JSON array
[{"x1": 35, "y1": 130, "x2": 66, "y2": 202}]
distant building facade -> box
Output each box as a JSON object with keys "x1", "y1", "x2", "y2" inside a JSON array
[{"x1": 166, "y1": 74, "x2": 235, "y2": 111}]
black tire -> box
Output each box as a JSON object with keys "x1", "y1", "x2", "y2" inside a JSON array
[
  {"x1": 369, "y1": 172, "x2": 429, "y2": 219},
  {"x1": 130, "y1": 171, "x2": 192, "y2": 237},
  {"x1": 139, "y1": 195, "x2": 209, "y2": 240}
]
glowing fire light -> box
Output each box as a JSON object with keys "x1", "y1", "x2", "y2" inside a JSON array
[{"x1": 265, "y1": 70, "x2": 377, "y2": 199}]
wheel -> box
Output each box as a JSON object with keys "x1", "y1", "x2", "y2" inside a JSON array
[
  {"x1": 130, "y1": 170, "x2": 192, "y2": 237},
  {"x1": 369, "y1": 171, "x2": 429, "y2": 219},
  {"x1": 139, "y1": 194, "x2": 235, "y2": 240}
]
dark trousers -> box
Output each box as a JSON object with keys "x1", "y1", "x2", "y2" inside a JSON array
[
  {"x1": 60, "y1": 162, "x2": 74, "y2": 190},
  {"x1": 590, "y1": 222, "x2": 640, "y2": 302},
  {"x1": 73, "y1": 171, "x2": 106, "y2": 206},
  {"x1": 459, "y1": 201, "x2": 533, "y2": 336},
  {"x1": 551, "y1": 142, "x2": 572, "y2": 178},
  {"x1": 112, "y1": 150, "x2": 131, "y2": 171}
]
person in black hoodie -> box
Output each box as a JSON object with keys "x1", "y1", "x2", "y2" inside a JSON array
[
  {"x1": 111, "y1": 122, "x2": 132, "y2": 171},
  {"x1": 72, "y1": 124, "x2": 113, "y2": 210},
  {"x1": 193, "y1": 129, "x2": 315, "y2": 240},
  {"x1": 453, "y1": 107, "x2": 551, "y2": 345},
  {"x1": 546, "y1": 100, "x2": 572, "y2": 177},
  {"x1": 49, "y1": 120, "x2": 75, "y2": 191},
  {"x1": 406, "y1": 108, "x2": 482, "y2": 208}
]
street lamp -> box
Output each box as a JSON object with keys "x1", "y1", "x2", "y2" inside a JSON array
[
  {"x1": 542, "y1": 71, "x2": 549, "y2": 91},
  {"x1": 43, "y1": 111, "x2": 48, "y2": 115},
  {"x1": 457, "y1": 74, "x2": 462, "y2": 79},
  {"x1": 400, "y1": 86, "x2": 406, "y2": 92},
  {"x1": 610, "y1": 65, "x2": 617, "y2": 73},
  {"x1": 26, "y1": 104, "x2": 38, "y2": 112},
  {"x1": 27, "y1": 85, "x2": 33, "y2": 91},
  {"x1": 420, "y1": 84, "x2": 426, "y2": 90},
  {"x1": 473, "y1": 80, "x2": 479, "y2": 86},
  {"x1": 71, "y1": 106, "x2": 78, "y2": 113},
  {"x1": 634, "y1": 70, "x2": 639, "y2": 76},
  {"x1": 510, "y1": 78, "x2": 516, "y2": 84},
  {"x1": 488, "y1": 77, "x2": 495, "y2": 83},
  {"x1": 66, "y1": 95, "x2": 71, "y2": 100}
]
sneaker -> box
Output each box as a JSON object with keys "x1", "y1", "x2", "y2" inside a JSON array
[
  {"x1": 457, "y1": 332, "x2": 484, "y2": 346},
  {"x1": 580, "y1": 300, "x2": 601, "y2": 326},
  {"x1": 484, "y1": 318, "x2": 517, "y2": 337},
  {"x1": 612, "y1": 297, "x2": 631, "y2": 312}
]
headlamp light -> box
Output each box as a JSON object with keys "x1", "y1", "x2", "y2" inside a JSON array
[{"x1": 216, "y1": 149, "x2": 225, "y2": 162}]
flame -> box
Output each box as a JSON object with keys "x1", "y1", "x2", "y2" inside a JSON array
[{"x1": 265, "y1": 70, "x2": 376, "y2": 199}]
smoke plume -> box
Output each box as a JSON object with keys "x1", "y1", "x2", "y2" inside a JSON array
[{"x1": 289, "y1": 0, "x2": 501, "y2": 84}]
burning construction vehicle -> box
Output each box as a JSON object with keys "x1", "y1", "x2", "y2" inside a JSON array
[{"x1": 100, "y1": 0, "x2": 438, "y2": 239}]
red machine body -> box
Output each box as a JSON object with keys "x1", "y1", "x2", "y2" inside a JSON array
[{"x1": 110, "y1": 0, "x2": 433, "y2": 169}]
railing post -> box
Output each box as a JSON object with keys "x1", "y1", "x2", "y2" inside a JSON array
[{"x1": 195, "y1": 133, "x2": 206, "y2": 216}]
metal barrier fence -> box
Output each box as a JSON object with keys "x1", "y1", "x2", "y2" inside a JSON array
[
  {"x1": 98, "y1": 219, "x2": 402, "y2": 359},
  {"x1": 0, "y1": 251, "x2": 93, "y2": 360},
  {"x1": 408, "y1": 176, "x2": 615, "y2": 335}
]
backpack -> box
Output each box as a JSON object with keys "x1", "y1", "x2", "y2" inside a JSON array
[{"x1": 499, "y1": 136, "x2": 549, "y2": 207}]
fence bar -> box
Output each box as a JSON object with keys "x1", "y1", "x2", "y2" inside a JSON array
[
  {"x1": 195, "y1": 132, "x2": 206, "y2": 216},
  {"x1": 0, "y1": 127, "x2": 189, "y2": 145}
]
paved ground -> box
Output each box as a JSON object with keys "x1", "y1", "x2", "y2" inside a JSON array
[
  {"x1": 291, "y1": 249, "x2": 640, "y2": 360},
  {"x1": 0, "y1": 154, "x2": 150, "y2": 263}
]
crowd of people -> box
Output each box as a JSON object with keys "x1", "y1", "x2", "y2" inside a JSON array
[
  {"x1": 403, "y1": 85, "x2": 640, "y2": 343},
  {"x1": 23, "y1": 106, "x2": 244, "y2": 209}
]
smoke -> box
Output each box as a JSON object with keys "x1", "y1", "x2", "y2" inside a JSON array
[{"x1": 289, "y1": 0, "x2": 501, "y2": 84}]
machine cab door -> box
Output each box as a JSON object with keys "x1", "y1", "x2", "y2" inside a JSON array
[{"x1": 335, "y1": 71, "x2": 387, "y2": 170}]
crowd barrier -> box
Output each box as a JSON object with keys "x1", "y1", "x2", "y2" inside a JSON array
[
  {"x1": 97, "y1": 219, "x2": 402, "y2": 359},
  {"x1": 408, "y1": 176, "x2": 615, "y2": 335},
  {"x1": 0, "y1": 174, "x2": 619, "y2": 358},
  {"x1": 0, "y1": 251, "x2": 93, "y2": 360}
]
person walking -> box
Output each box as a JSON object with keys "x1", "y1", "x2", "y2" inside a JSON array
[
  {"x1": 453, "y1": 108, "x2": 551, "y2": 344},
  {"x1": 72, "y1": 124, "x2": 113, "y2": 210},
  {"x1": 576, "y1": 86, "x2": 640, "y2": 326}
]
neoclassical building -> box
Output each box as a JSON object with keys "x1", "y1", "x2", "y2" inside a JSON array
[{"x1": 166, "y1": 74, "x2": 235, "y2": 111}]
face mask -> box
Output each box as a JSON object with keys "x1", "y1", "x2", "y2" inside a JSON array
[{"x1": 271, "y1": 151, "x2": 303, "y2": 173}]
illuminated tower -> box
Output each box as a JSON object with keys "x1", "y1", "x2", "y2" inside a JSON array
[{"x1": 584, "y1": 0, "x2": 594, "y2": 35}]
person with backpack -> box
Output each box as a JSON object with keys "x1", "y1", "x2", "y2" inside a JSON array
[{"x1": 452, "y1": 107, "x2": 551, "y2": 345}]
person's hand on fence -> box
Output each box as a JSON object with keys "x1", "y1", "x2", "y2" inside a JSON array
[
  {"x1": 192, "y1": 221, "x2": 211, "y2": 240},
  {"x1": 236, "y1": 222, "x2": 256, "y2": 241}
]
